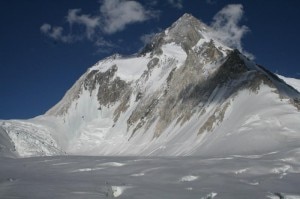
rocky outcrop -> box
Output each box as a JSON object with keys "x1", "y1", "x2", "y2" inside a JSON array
[{"x1": 83, "y1": 65, "x2": 131, "y2": 109}]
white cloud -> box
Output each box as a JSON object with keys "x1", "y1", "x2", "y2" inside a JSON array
[
  {"x1": 100, "y1": 0, "x2": 158, "y2": 34},
  {"x1": 40, "y1": 23, "x2": 51, "y2": 33},
  {"x1": 94, "y1": 37, "x2": 117, "y2": 53},
  {"x1": 211, "y1": 4, "x2": 254, "y2": 59},
  {"x1": 40, "y1": 0, "x2": 158, "y2": 51},
  {"x1": 95, "y1": 37, "x2": 115, "y2": 48},
  {"x1": 66, "y1": 9, "x2": 100, "y2": 39},
  {"x1": 140, "y1": 32, "x2": 156, "y2": 45},
  {"x1": 40, "y1": 23, "x2": 72, "y2": 43},
  {"x1": 167, "y1": 0, "x2": 183, "y2": 9}
]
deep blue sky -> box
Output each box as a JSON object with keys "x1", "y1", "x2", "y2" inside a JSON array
[{"x1": 0, "y1": 0, "x2": 300, "y2": 119}]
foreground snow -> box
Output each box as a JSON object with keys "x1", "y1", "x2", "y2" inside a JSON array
[{"x1": 1, "y1": 149, "x2": 300, "y2": 199}]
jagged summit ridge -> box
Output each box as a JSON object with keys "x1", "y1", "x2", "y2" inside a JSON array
[
  {"x1": 167, "y1": 13, "x2": 209, "y2": 38},
  {"x1": 167, "y1": 13, "x2": 208, "y2": 37},
  {"x1": 165, "y1": 14, "x2": 208, "y2": 51},
  {"x1": 1, "y1": 14, "x2": 300, "y2": 157},
  {"x1": 140, "y1": 13, "x2": 226, "y2": 55}
]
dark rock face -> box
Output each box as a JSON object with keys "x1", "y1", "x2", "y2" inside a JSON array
[
  {"x1": 291, "y1": 99, "x2": 300, "y2": 110},
  {"x1": 84, "y1": 65, "x2": 131, "y2": 107},
  {"x1": 167, "y1": 14, "x2": 208, "y2": 51},
  {"x1": 147, "y1": 58, "x2": 160, "y2": 70},
  {"x1": 97, "y1": 76, "x2": 128, "y2": 107},
  {"x1": 217, "y1": 50, "x2": 249, "y2": 79},
  {"x1": 139, "y1": 33, "x2": 165, "y2": 56},
  {"x1": 195, "y1": 40, "x2": 225, "y2": 64},
  {"x1": 83, "y1": 70, "x2": 99, "y2": 92},
  {"x1": 140, "y1": 14, "x2": 209, "y2": 56},
  {"x1": 83, "y1": 65, "x2": 134, "y2": 123},
  {"x1": 182, "y1": 50, "x2": 248, "y2": 102}
]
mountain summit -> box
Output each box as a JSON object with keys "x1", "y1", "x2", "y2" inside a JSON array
[
  {"x1": 1, "y1": 14, "x2": 300, "y2": 157},
  {"x1": 141, "y1": 13, "x2": 217, "y2": 55}
]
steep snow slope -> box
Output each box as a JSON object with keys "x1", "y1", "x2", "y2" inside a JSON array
[
  {"x1": 277, "y1": 74, "x2": 300, "y2": 92},
  {"x1": 0, "y1": 14, "x2": 300, "y2": 157}
]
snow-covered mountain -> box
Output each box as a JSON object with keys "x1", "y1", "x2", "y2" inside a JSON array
[{"x1": 1, "y1": 14, "x2": 300, "y2": 158}]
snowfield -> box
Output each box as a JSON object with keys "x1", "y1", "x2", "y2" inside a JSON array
[{"x1": 1, "y1": 150, "x2": 300, "y2": 199}]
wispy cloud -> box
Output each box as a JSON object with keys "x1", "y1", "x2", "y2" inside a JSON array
[
  {"x1": 100, "y1": 0, "x2": 158, "y2": 34},
  {"x1": 146, "y1": 0, "x2": 158, "y2": 6},
  {"x1": 167, "y1": 0, "x2": 183, "y2": 9},
  {"x1": 40, "y1": 24, "x2": 73, "y2": 43},
  {"x1": 94, "y1": 37, "x2": 117, "y2": 54},
  {"x1": 210, "y1": 4, "x2": 254, "y2": 59},
  {"x1": 140, "y1": 32, "x2": 157, "y2": 45},
  {"x1": 66, "y1": 9, "x2": 100, "y2": 39},
  {"x1": 40, "y1": 0, "x2": 158, "y2": 50}
]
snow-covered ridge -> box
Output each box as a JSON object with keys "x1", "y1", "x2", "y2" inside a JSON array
[
  {"x1": 90, "y1": 55, "x2": 149, "y2": 82},
  {"x1": 277, "y1": 74, "x2": 300, "y2": 92},
  {"x1": 0, "y1": 13, "x2": 300, "y2": 158}
]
